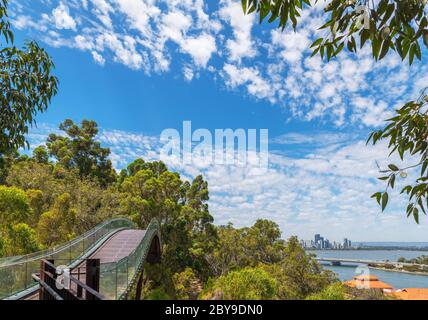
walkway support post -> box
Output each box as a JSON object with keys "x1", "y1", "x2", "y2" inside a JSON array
[
  {"x1": 135, "y1": 269, "x2": 144, "y2": 300},
  {"x1": 39, "y1": 259, "x2": 55, "y2": 300},
  {"x1": 86, "y1": 259, "x2": 100, "y2": 300}
]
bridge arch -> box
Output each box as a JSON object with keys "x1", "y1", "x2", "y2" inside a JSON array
[{"x1": 146, "y1": 234, "x2": 161, "y2": 264}]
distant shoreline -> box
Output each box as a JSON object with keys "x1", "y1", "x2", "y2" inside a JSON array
[
  {"x1": 307, "y1": 247, "x2": 428, "y2": 252},
  {"x1": 369, "y1": 266, "x2": 428, "y2": 277}
]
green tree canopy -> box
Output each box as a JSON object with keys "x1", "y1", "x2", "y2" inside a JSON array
[
  {"x1": 263, "y1": 236, "x2": 336, "y2": 299},
  {"x1": 120, "y1": 166, "x2": 217, "y2": 277},
  {"x1": 5, "y1": 223, "x2": 40, "y2": 256},
  {"x1": 207, "y1": 219, "x2": 286, "y2": 276},
  {"x1": 172, "y1": 267, "x2": 203, "y2": 300},
  {"x1": 46, "y1": 119, "x2": 116, "y2": 186},
  {"x1": 203, "y1": 267, "x2": 278, "y2": 300},
  {"x1": 32, "y1": 146, "x2": 49, "y2": 164},
  {"x1": 0, "y1": 185, "x2": 39, "y2": 256},
  {"x1": 0, "y1": 185, "x2": 31, "y2": 226},
  {"x1": 306, "y1": 282, "x2": 346, "y2": 300},
  {"x1": 0, "y1": 0, "x2": 58, "y2": 153},
  {"x1": 37, "y1": 192, "x2": 77, "y2": 246}
]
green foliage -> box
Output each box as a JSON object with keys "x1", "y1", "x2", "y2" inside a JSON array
[
  {"x1": 0, "y1": 150, "x2": 18, "y2": 184},
  {"x1": 173, "y1": 267, "x2": 203, "y2": 300},
  {"x1": 46, "y1": 119, "x2": 116, "y2": 186},
  {"x1": 245, "y1": 219, "x2": 285, "y2": 264},
  {"x1": 25, "y1": 189, "x2": 44, "y2": 227},
  {"x1": 143, "y1": 261, "x2": 176, "y2": 299},
  {"x1": 5, "y1": 159, "x2": 116, "y2": 232},
  {"x1": 124, "y1": 158, "x2": 168, "y2": 177},
  {"x1": 0, "y1": 185, "x2": 31, "y2": 226},
  {"x1": 368, "y1": 89, "x2": 428, "y2": 223},
  {"x1": 206, "y1": 220, "x2": 286, "y2": 276},
  {"x1": 0, "y1": 0, "x2": 58, "y2": 153},
  {"x1": 32, "y1": 146, "x2": 49, "y2": 164},
  {"x1": 398, "y1": 254, "x2": 428, "y2": 264},
  {"x1": 37, "y1": 192, "x2": 77, "y2": 246},
  {"x1": 205, "y1": 227, "x2": 335, "y2": 300},
  {"x1": 243, "y1": 0, "x2": 427, "y2": 63},
  {"x1": 263, "y1": 236, "x2": 336, "y2": 299},
  {"x1": 120, "y1": 165, "x2": 217, "y2": 278},
  {"x1": 145, "y1": 287, "x2": 172, "y2": 300},
  {"x1": 306, "y1": 282, "x2": 346, "y2": 300},
  {"x1": 0, "y1": 185, "x2": 40, "y2": 255},
  {"x1": 5, "y1": 223, "x2": 40, "y2": 255},
  {"x1": 0, "y1": 237, "x2": 4, "y2": 257},
  {"x1": 204, "y1": 267, "x2": 278, "y2": 300}
]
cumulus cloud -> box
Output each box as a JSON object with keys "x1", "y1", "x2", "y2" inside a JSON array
[
  {"x1": 219, "y1": 0, "x2": 256, "y2": 62},
  {"x1": 91, "y1": 51, "x2": 105, "y2": 65},
  {"x1": 26, "y1": 124, "x2": 428, "y2": 241},
  {"x1": 10, "y1": 0, "x2": 427, "y2": 129},
  {"x1": 51, "y1": 3, "x2": 77, "y2": 31},
  {"x1": 222, "y1": 63, "x2": 275, "y2": 102},
  {"x1": 180, "y1": 34, "x2": 217, "y2": 67}
]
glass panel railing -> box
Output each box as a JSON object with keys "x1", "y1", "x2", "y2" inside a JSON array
[
  {"x1": 0, "y1": 218, "x2": 136, "y2": 300},
  {"x1": 98, "y1": 219, "x2": 160, "y2": 300}
]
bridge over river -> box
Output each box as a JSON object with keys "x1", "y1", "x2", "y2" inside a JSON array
[
  {"x1": 0, "y1": 218, "x2": 161, "y2": 300},
  {"x1": 316, "y1": 257, "x2": 422, "y2": 268}
]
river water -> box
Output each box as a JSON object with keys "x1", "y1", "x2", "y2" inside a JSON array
[{"x1": 308, "y1": 250, "x2": 428, "y2": 289}]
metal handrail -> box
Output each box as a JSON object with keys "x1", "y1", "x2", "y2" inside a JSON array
[
  {"x1": 0, "y1": 218, "x2": 135, "y2": 267},
  {"x1": 1, "y1": 218, "x2": 161, "y2": 300},
  {"x1": 38, "y1": 259, "x2": 105, "y2": 301},
  {"x1": 0, "y1": 218, "x2": 136, "y2": 300}
]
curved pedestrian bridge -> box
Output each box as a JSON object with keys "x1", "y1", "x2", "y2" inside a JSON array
[{"x1": 0, "y1": 218, "x2": 161, "y2": 300}]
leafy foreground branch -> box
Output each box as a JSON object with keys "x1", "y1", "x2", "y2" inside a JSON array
[
  {"x1": 368, "y1": 88, "x2": 428, "y2": 223},
  {"x1": 243, "y1": 0, "x2": 428, "y2": 63},
  {"x1": 244, "y1": 1, "x2": 427, "y2": 222},
  {"x1": 0, "y1": 0, "x2": 58, "y2": 153}
]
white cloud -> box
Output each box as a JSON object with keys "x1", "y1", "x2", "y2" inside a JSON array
[
  {"x1": 272, "y1": 132, "x2": 353, "y2": 146},
  {"x1": 180, "y1": 34, "x2": 217, "y2": 67},
  {"x1": 223, "y1": 63, "x2": 275, "y2": 102},
  {"x1": 160, "y1": 11, "x2": 193, "y2": 42},
  {"x1": 115, "y1": 0, "x2": 160, "y2": 37},
  {"x1": 26, "y1": 124, "x2": 428, "y2": 241},
  {"x1": 51, "y1": 3, "x2": 77, "y2": 31},
  {"x1": 219, "y1": 0, "x2": 256, "y2": 62},
  {"x1": 74, "y1": 35, "x2": 93, "y2": 50},
  {"x1": 183, "y1": 65, "x2": 195, "y2": 81},
  {"x1": 96, "y1": 32, "x2": 144, "y2": 70},
  {"x1": 271, "y1": 29, "x2": 310, "y2": 64},
  {"x1": 90, "y1": 0, "x2": 114, "y2": 29},
  {"x1": 91, "y1": 51, "x2": 105, "y2": 65}
]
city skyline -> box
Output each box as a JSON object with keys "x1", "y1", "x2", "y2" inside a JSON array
[{"x1": 300, "y1": 234, "x2": 352, "y2": 250}]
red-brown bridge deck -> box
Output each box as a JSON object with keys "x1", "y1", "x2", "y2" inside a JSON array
[{"x1": 90, "y1": 229, "x2": 146, "y2": 264}]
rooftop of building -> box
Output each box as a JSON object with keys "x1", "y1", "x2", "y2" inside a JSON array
[{"x1": 344, "y1": 275, "x2": 394, "y2": 290}]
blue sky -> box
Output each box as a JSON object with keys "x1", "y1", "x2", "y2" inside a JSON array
[{"x1": 9, "y1": 0, "x2": 428, "y2": 241}]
